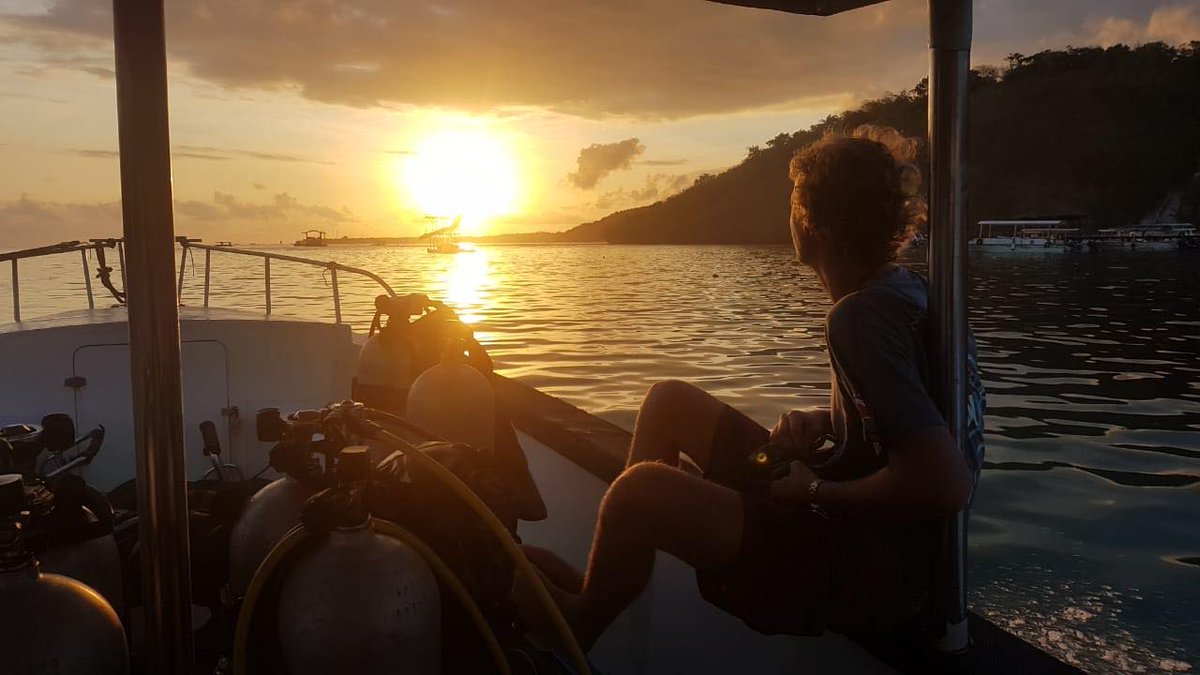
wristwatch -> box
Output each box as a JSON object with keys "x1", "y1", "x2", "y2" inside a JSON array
[{"x1": 808, "y1": 478, "x2": 829, "y2": 519}]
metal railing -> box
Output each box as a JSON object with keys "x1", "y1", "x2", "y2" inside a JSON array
[
  {"x1": 177, "y1": 238, "x2": 397, "y2": 323},
  {"x1": 3, "y1": 237, "x2": 396, "y2": 324},
  {"x1": 1, "y1": 239, "x2": 124, "y2": 322}
]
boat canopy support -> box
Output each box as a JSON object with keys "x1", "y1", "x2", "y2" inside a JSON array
[
  {"x1": 927, "y1": 0, "x2": 972, "y2": 653},
  {"x1": 112, "y1": 0, "x2": 195, "y2": 671}
]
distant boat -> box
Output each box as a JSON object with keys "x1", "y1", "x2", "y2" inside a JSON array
[
  {"x1": 293, "y1": 229, "x2": 327, "y2": 247},
  {"x1": 419, "y1": 216, "x2": 463, "y2": 254},
  {"x1": 215, "y1": 241, "x2": 234, "y2": 247},
  {"x1": 974, "y1": 219, "x2": 1079, "y2": 249}
]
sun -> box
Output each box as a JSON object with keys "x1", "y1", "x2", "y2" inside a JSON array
[{"x1": 402, "y1": 128, "x2": 520, "y2": 233}]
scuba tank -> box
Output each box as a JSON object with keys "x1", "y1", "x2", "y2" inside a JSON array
[
  {"x1": 274, "y1": 447, "x2": 441, "y2": 674},
  {"x1": 228, "y1": 408, "x2": 329, "y2": 598},
  {"x1": 353, "y1": 294, "x2": 494, "y2": 413},
  {"x1": 0, "y1": 473, "x2": 128, "y2": 675},
  {"x1": 406, "y1": 343, "x2": 496, "y2": 453},
  {"x1": 354, "y1": 292, "x2": 547, "y2": 521},
  {"x1": 228, "y1": 473, "x2": 314, "y2": 598},
  {"x1": 1, "y1": 415, "x2": 123, "y2": 613},
  {"x1": 352, "y1": 294, "x2": 435, "y2": 412}
]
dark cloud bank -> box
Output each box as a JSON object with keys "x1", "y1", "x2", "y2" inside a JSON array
[{"x1": 4, "y1": 1, "x2": 1191, "y2": 119}]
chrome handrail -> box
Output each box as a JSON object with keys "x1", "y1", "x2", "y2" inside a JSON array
[
  {"x1": 177, "y1": 238, "x2": 397, "y2": 324},
  {"x1": 1, "y1": 240, "x2": 114, "y2": 322},
  {"x1": 3, "y1": 237, "x2": 396, "y2": 325}
]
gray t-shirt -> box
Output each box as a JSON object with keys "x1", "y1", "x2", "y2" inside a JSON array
[{"x1": 814, "y1": 265, "x2": 953, "y2": 482}]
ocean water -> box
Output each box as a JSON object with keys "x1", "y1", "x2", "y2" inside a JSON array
[{"x1": 3, "y1": 242, "x2": 1197, "y2": 673}]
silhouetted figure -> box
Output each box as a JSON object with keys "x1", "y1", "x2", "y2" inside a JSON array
[{"x1": 517, "y1": 126, "x2": 983, "y2": 649}]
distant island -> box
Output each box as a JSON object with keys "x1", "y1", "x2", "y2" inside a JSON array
[{"x1": 508, "y1": 43, "x2": 1200, "y2": 245}]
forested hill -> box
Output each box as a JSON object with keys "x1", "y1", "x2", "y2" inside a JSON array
[{"x1": 563, "y1": 43, "x2": 1200, "y2": 244}]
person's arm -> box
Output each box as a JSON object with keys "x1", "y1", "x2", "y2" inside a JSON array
[
  {"x1": 771, "y1": 426, "x2": 970, "y2": 518},
  {"x1": 771, "y1": 291, "x2": 971, "y2": 518}
]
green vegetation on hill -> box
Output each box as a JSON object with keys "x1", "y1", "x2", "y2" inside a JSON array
[{"x1": 565, "y1": 43, "x2": 1200, "y2": 244}]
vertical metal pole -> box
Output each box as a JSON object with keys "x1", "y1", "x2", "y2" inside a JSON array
[
  {"x1": 203, "y1": 249, "x2": 211, "y2": 307},
  {"x1": 330, "y1": 266, "x2": 342, "y2": 323},
  {"x1": 176, "y1": 244, "x2": 187, "y2": 303},
  {"x1": 118, "y1": 240, "x2": 127, "y2": 290},
  {"x1": 927, "y1": 0, "x2": 972, "y2": 655},
  {"x1": 112, "y1": 0, "x2": 194, "y2": 671},
  {"x1": 11, "y1": 260, "x2": 19, "y2": 322},
  {"x1": 264, "y1": 257, "x2": 272, "y2": 315},
  {"x1": 81, "y1": 249, "x2": 95, "y2": 309}
]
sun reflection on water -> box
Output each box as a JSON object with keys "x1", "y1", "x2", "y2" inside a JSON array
[{"x1": 440, "y1": 249, "x2": 491, "y2": 327}]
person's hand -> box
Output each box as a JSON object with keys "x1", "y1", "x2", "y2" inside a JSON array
[
  {"x1": 769, "y1": 409, "x2": 830, "y2": 460},
  {"x1": 769, "y1": 460, "x2": 819, "y2": 504}
]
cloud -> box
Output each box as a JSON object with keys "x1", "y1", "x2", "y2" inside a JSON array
[
  {"x1": 4, "y1": 2, "x2": 1191, "y2": 118},
  {"x1": 3, "y1": 0, "x2": 930, "y2": 118},
  {"x1": 0, "y1": 192, "x2": 359, "y2": 247},
  {"x1": 567, "y1": 138, "x2": 645, "y2": 189},
  {"x1": 55, "y1": 145, "x2": 333, "y2": 164},
  {"x1": 1083, "y1": 4, "x2": 1200, "y2": 47},
  {"x1": 641, "y1": 159, "x2": 688, "y2": 167},
  {"x1": 0, "y1": 193, "x2": 122, "y2": 244},
  {"x1": 594, "y1": 172, "x2": 692, "y2": 211},
  {"x1": 173, "y1": 145, "x2": 333, "y2": 165},
  {"x1": 69, "y1": 149, "x2": 119, "y2": 159}
]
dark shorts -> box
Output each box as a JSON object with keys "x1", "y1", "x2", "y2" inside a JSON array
[{"x1": 695, "y1": 405, "x2": 932, "y2": 636}]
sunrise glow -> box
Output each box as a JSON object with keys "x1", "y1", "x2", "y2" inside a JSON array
[{"x1": 401, "y1": 129, "x2": 521, "y2": 234}]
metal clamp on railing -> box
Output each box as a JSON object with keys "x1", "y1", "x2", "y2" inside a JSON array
[{"x1": 176, "y1": 238, "x2": 397, "y2": 324}]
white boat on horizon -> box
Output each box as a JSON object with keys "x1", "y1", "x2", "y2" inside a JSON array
[{"x1": 973, "y1": 220, "x2": 1080, "y2": 249}]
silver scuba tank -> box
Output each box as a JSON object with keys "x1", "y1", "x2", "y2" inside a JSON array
[
  {"x1": 0, "y1": 474, "x2": 128, "y2": 675},
  {"x1": 274, "y1": 447, "x2": 440, "y2": 675},
  {"x1": 39, "y1": 513, "x2": 124, "y2": 616},
  {"x1": 228, "y1": 474, "x2": 314, "y2": 598},
  {"x1": 276, "y1": 521, "x2": 441, "y2": 675},
  {"x1": 406, "y1": 346, "x2": 495, "y2": 452}
]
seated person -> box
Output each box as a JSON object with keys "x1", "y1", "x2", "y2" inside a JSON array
[{"x1": 518, "y1": 125, "x2": 983, "y2": 649}]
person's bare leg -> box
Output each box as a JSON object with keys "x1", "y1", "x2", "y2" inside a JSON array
[
  {"x1": 547, "y1": 462, "x2": 745, "y2": 649},
  {"x1": 628, "y1": 380, "x2": 729, "y2": 471}
]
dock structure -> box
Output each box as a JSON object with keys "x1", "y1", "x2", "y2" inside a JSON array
[
  {"x1": 974, "y1": 219, "x2": 1196, "y2": 250},
  {"x1": 1061, "y1": 223, "x2": 1197, "y2": 250}
]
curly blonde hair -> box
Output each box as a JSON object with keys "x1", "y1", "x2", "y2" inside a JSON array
[{"x1": 789, "y1": 125, "x2": 925, "y2": 264}]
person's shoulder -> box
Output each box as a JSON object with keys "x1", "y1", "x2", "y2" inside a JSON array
[{"x1": 826, "y1": 266, "x2": 925, "y2": 345}]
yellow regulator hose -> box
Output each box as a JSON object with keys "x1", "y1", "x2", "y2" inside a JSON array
[
  {"x1": 366, "y1": 414, "x2": 591, "y2": 675},
  {"x1": 233, "y1": 523, "x2": 308, "y2": 675},
  {"x1": 232, "y1": 519, "x2": 511, "y2": 675}
]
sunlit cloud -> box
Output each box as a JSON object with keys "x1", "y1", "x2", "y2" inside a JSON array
[
  {"x1": 1083, "y1": 4, "x2": 1200, "y2": 47},
  {"x1": 567, "y1": 138, "x2": 645, "y2": 190}
]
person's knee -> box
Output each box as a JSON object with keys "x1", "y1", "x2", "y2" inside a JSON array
[
  {"x1": 600, "y1": 462, "x2": 678, "y2": 530},
  {"x1": 641, "y1": 379, "x2": 695, "y2": 416}
]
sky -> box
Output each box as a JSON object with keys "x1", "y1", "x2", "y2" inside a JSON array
[{"x1": 1, "y1": 0, "x2": 1198, "y2": 245}]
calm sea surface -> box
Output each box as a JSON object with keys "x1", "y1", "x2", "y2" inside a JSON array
[{"x1": 4, "y1": 242, "x2": 1198, "y2": 673}]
